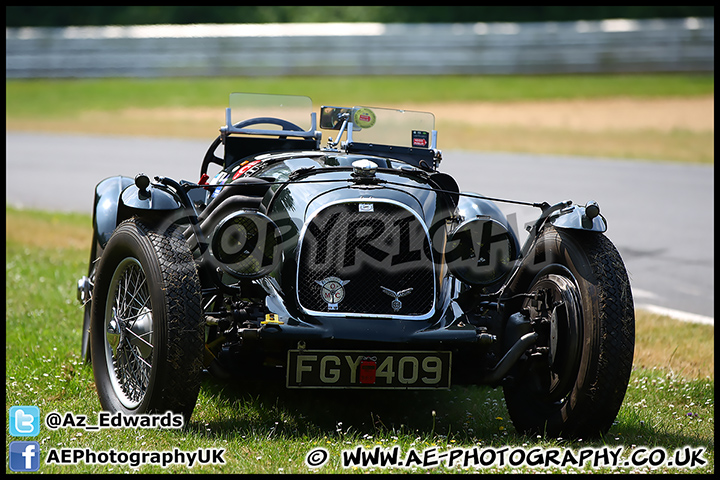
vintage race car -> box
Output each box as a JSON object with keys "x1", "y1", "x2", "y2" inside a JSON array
[{"x1": 77, "y1": 93, "x2": 634, "y2": 438}]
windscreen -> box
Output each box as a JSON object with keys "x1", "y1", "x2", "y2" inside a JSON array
[
  {"x1": 228, "y1": 93, "x2": 313, "y2": 131},
  {"x1": 321, "y1": 105, "x2": 435, "y2": 149}
]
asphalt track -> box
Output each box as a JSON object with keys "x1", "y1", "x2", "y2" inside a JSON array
[{"x1": 6, "y1": 132, "x2": 714, "y2": 323}]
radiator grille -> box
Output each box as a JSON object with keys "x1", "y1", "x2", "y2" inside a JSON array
[{"x1": 297, "y1": 201, "x2": 434, "y2": 316}]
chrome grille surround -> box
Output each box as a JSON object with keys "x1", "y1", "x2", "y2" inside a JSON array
[{"x1": 296, "y1": 199, "x2": 436, "y2": 319}]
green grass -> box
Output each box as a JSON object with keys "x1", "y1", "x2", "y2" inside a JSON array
[
  {"x1": 6, "y1": 74, "x2": 714, "y2": 164},
  {"x1": 6, "y1": 74, "x2": 714, "y2": 118},
  {"x1": 5, "y1": 207, "x2": 714, "y2": 473}
]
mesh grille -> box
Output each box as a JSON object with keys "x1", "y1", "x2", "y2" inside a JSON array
[{"x1": 297, "y1": 201, "x2": 434, "y2": 316}]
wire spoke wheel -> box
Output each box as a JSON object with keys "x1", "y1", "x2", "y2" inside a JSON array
[
  {"x1": 91, "y1": 219, "x2": 203, "y2": 422},
  {"x1": 104, "y1": 257, "x2": 153, "y2": 409}
]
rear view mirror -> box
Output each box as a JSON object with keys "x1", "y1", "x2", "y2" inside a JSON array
[{"x1": 320, "y1": 107, "x2": 360, "y2": 131}]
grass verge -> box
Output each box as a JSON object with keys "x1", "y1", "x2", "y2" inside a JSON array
[
  {"x1": 5, "y1": 207, "x2": 714, "y2": 473},
  {"x1": 5, "y1": 74, "x2": 715, "y2": 164},
  {"x1": 443, "y1": 123, "x2": 714, "y2": 164},
  {"x1": 6, "y1": 75, "x2": 715, "y2": 117}
]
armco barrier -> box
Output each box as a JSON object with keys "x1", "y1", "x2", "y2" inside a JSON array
[{"x1": 5, "y1": 18, "x2": 714, "y2": 78}]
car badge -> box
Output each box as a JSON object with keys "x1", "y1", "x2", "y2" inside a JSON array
[
  {"x1": 412, "y1": 130, "x2": 429, "y2": 148},
  {"x1": 315, "y1": 277, "x2": 350, "y2": 311},
  {"x1": 353, "y1": 107, "x2": 376, "y2": 129},
  {"x1": 380, "y1": 286, "x2": 413, "y2": 312}
]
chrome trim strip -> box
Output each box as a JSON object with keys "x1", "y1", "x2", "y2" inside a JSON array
[{"x1": 295, "y1": 198, "x2": 436, "y2": 320}]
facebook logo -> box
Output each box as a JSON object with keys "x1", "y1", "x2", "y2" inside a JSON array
[
  {"x1": 9, "y1": 441, "x2": 41, "y2": 472},
  {"x1": 9, "y1": 406, "x2": 40, "y2": 436}
]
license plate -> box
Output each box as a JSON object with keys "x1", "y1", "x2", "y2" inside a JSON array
[{"x1": 286, "y1": 350, "x2": 451, "y2": 389}]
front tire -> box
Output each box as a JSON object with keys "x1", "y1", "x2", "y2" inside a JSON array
[
  {"x1": 502, "y1": 227, "x2": 634, "y2": 438},
  {"x1": 90, "y1": 218, "x2": 203, "y2": 423}
]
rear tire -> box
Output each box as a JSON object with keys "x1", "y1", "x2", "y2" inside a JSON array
[
  {"x1": 502, "y1": 227, "x2": 634, "y2": 438},
  {"x1": 90, "y1": 218, "x2": 203, "y2": 423}
]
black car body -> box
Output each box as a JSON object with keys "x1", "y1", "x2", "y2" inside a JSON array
[{"x1": 78, "y1": 93, "x2": 634, "y2": 438}]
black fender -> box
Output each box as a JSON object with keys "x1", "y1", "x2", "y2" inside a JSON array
[
  {"x1": 548, "y1": 203, "x2": 607, "y2": 233},
  {"x1": 119, "y1": 182, "x2": 183, "y2": 211},
  {"x1": 93, "y1": 176, "x2": 134, "y2": 249},
  {"x1": 93, "y1": 176, "x2": 184, "y2": 249}
]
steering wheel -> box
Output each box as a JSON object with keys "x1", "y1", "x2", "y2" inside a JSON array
[{"x1": 201, "y1": 117, "x2": 306, "y2": 176}]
